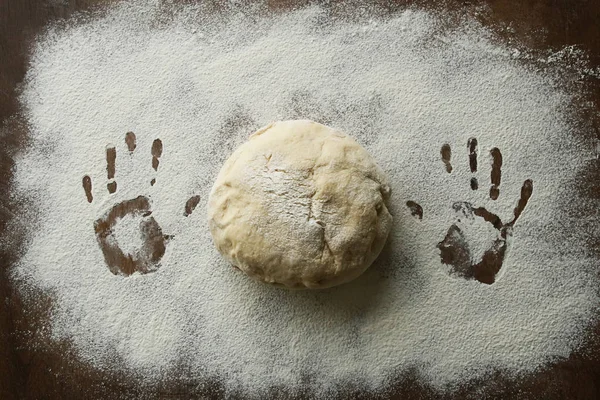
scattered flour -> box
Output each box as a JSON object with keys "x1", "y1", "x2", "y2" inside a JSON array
[
  {"x1": 10, "y1": 0, "x2": 599, "y2": 397},
  {"x1": 112, "y1": 213, "x2": 146, "y2": 257}
]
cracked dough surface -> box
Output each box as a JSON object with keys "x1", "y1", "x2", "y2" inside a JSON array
[{"x1": 207, "y1": 120, "x2": 392, "y2": 289}]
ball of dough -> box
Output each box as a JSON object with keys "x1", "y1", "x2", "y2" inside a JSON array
[{"x1": 207, "y1": 120, "x2": 392, "y2": 289}]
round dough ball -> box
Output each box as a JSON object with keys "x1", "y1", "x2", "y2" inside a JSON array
[{"x1": 207, "y1": 120, "x2": 392, "y2": 289}]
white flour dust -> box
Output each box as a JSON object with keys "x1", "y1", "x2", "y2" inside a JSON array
[
  {"x1": 11, "y1": 0, "x2": 599, "y2": 396},
  {"x1": 112, "y1": 213, "x2": 146, "y2": 257}
]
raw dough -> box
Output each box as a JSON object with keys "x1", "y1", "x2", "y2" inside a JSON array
[{"x1": 207, "y1": 120, "x2": 392, "y2": 289}]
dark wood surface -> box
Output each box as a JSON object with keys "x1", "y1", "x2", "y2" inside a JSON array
[{"x1": 1, "y1": 0, "x2": 599, "y2": 399}]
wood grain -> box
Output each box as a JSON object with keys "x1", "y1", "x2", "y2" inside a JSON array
[{"x1": 0, "y1": 0, "x2": 598, "y2": 399}]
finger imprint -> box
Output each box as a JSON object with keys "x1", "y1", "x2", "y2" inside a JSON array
[
  {"x1": 406, "y1": 201, "x2": 423, "y2": 220},
  {"x1": 507, "y1": 179, "x2": 533, "y2": 227},
  {"x1": 107, "y1": 181, "x2": 117, "y2": 194},
  {"x1": 468, "y1": 137, "x2": 478, "y2": 190},
  {"x1": 184, "y1": 195, "x2": 202, "y2": 217},
  {"x1": 489, "y1": 147, "x2": 502, "y2": 200},
  {"x1": 125, "y1": 131, "x2": 137, "y2": 152},
  {"x1": 470, "y1": 178, "x2": 478, "y2": 190},
  {"x1": 151, "y1": 138, "x2": 163, "y2": 171},
  {"x1": 106, "y1": 145, "x2": 116, "y2": 179},
  {"x1": 106, "y1": 144, "x2": 117, "y2": 194},
  {"x1": 473, "y1": 207, "x2": 503, "y2": 230},
  {"x1": 467, "y1": 138, "x2": 478, "y2": 172},
  {"x1": 441, "y1": 144, "x2": 452, "y2": 173},
  {"x1": 151, "y1": 138, "x2": 163, "y2": 186},
  {"x1": 82, "y1": 175, "x2": 93, "y2": 203}
]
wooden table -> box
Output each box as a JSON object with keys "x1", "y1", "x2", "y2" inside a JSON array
[{"x1": 1, "y1": 0, "x2": 598, "y2": 398}]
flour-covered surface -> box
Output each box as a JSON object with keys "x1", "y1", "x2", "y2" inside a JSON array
[{"x1": 3, "y1": 0, "x2": 600, "y2": 398}]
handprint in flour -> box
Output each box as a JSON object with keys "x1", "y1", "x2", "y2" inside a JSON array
[
  {"x1": 407, "y1": 138, "x2": 533, "y2": 284},
  {"x1": 82, "y1": 132, "x2": 201, "y2": 276}
]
